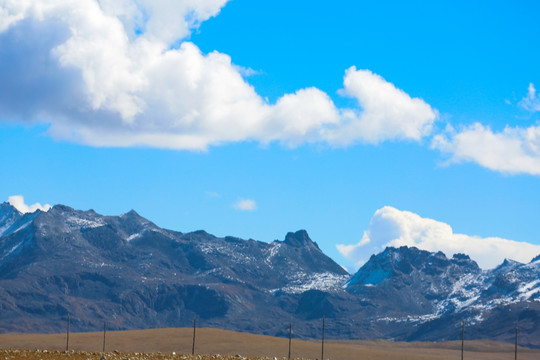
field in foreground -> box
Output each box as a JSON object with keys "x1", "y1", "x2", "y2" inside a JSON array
[{"x1": 1, "y1": 327, "x2": 539, "y2": 360}]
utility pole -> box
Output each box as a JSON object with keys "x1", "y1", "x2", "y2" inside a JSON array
[
  {"x1": 321, "y1": 317, "x2": 325, "y2": 360},
  {"x1": 515, "y1": 327, "x2": 518, "y2": 360},
  {"x1": 288, "y1": 323, "x2": 292, "y2": 360},
  {"x1": 192, "y1": 317, "x2": 196, "y2": 355},
  {"x1": 103, "y1": 322, "x2": 107, "y2": 352},
  {"x1": 461, "y1": 320, "x2": 464, "y2": 360},
  {"x1": 66, "y1": 314, "x2": 70, "y2": 351}
]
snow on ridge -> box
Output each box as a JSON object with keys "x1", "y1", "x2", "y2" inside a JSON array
[
  {"x1": 348, "y1": 266, "x2": 390, "y2": 287},
  {"x1": 0, "y1": 222, "x2": 13, "y2": 237},
  {"x1": 198, "y1": 242, "x2": 255, "y2": 265},
  {"x1": 126, "y1": 232, "x2": 143, "y2": 241},
  {"x1": 517, "y1": 279, "x2": 540, "y2": 300},
  {"x1": 264, "y1": 242, "x2": 282, "y2": 266},
  {"x1": 0, "y1": 206, "x2": 19, "y2": 237},
  {"x1": 10, "y1": 217, "x2": 37, "y2": 235},
  {"x1": 81, "y1": 258, "x2": 121, "y2": 270},
  {"x1": 422, "y1": 264, "x2": 540, "y2": 322},
  {"x1": 0, "y1": 241, "x2": 24, "y2": 262},
  {"x1": 446, "y1": 273, "x2": 484, "y2": 306},
  {"x1": 150, "y1": 228, "x2": 175, "y2": 239},
  {"x1": 377, "y1": 313, "x2": 440, "y2": 324},
  {"x1": 276, "y1": 272, "x2": 350, "y2": 294},
  {"x1": 66, "y1": 215, "x2": 105, "y2": 229},
  {"x1": 0, "y1": 210, "x2": 41, "y2": 238}
]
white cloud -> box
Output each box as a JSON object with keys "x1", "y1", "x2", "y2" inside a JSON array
[
  {"x1": 96, "y1": 0, "x2": 230, "y2": 44},
  {"x1": 432, "y1": 123, "x2": 540, "y2": 176},
  {"x1": 8, "y1": 195, "x2": 52, "y2": 214},
  {"x1": 0, "y1": 1, "x2": 437, "y2": 150},
  {"x1": 233, "y1": 198, "x2": 256, "y2": 211},
  {"x1": 519, "y1": 83, "x2": 540, "y2": 112},
  {"x1": 337, "y1": 206, "x2": 540, "y2": 270},
  {"x1": 323, "y1": 67, "x2": 437, "y2": 145}
]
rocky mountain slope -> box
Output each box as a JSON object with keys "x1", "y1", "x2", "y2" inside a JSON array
[
  {"x1": 0, "y1": 202, "x2": 350, "y2": 336},
  {"x1": 346, "y1": 245, "x2": 540, "y2": 346},
  {"x1": 1, "y1": 202, "x2": 539, "y2": 347}
]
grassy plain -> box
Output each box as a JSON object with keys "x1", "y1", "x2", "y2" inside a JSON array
[{"x1": 0, "y1": 327, "x2": 539, "y2": 360}]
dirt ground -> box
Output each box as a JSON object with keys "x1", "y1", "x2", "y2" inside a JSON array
[
  {"x1": 0, "y1": 327, "x2": 539, "y2": 360},
  {"x1": 0, "y1": 350, "x2": 287, "y2": 360}
]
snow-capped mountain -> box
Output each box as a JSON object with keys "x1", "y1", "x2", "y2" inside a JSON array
[
  {"x1": 346, "y1": 246, "x2": 540, "y2": 318},
  {"x1": 345, "y1": 246, "x2": 540, "y2": 346},
  {"x1": 346, "y1": 246, "x2": 482, "y2": 316},
  {"x1": 0, "y1": 202, "x2": 41, "y2": 238},
  {"x1": 1, "y1": 202, "x2": 539, "y2": 347}
]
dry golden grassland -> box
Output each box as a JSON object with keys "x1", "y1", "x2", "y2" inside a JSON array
[{"x1": 0, "y1": 327, "x2": 539, "y2": 360}]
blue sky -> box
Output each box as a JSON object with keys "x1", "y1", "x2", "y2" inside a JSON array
[{"x1": 1, "y1": 0, "x2": 540, "y2": 270}]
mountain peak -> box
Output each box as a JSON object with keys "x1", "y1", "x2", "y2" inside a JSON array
[
  {"x1": 283, "y1": 230, "x2": 318, "y2": 248},
  {"x1": 122, "y1": 209, "x2": 141, "y2": 217},
  {"x1": 348, "y1": 245, "x2": 481, "y2": 288},
  {"x1": 0, "y1": 201, "x2": 19, "y2": 214},
  {"x1": 452, "y1": 253, "x2": 471, "y2": 261},
  {"x1": 51, "y1": 204, "x2": 75, "y2": 213},
  {"x1": 496, "y1": 258, "x2": 522, "y2": 270},
  {"x1": 0, "y1": 202, "x2": 23, "y2": 237}
]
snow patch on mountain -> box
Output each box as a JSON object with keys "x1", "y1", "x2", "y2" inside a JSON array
[
  {"x1": 0, "y1": 240, "x2": 24, "y2": 262},
  {"x1": 377, "y1": 313, "x2": 440, "y2": 324},
  {"x1": 264, "y1": 242, "x2": 282, "y2": 266},
  {"x1": 0, "y1": 224, "x2": 10, "y2": 237},
  {"x1": 277, "y1": 272, "x2": 350, "y2": 294},
  {"x1": 126, "y1": 232, "x2": 143, "y2": 241},
  {"x1": 442, "y1": 273, "x2": 485, "y2": 311},
  {"x1": 199, "y1": 242, "x2": 256, "y2": 265},
  {"x1": 517, "y1": 280, "x2": 540, "y2": 300},
  {"x1": 348, "y1": 267, "x2": 390, "y2": 286},
  {"x1": 0, "y1": 203, "x2": 22, "y2": 237},
  {"x1": 66, "y1": 215, "x2": 105, "y2": 229},
  {"x1": 10, "y1": 217, "x2": 34, "y2": 235}
]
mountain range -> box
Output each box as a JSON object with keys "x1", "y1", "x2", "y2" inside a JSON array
[{"x1": 1, "y1": 202, "x2": 539, "y2": 347}]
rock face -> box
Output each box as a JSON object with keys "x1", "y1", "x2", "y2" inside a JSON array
[{"x1": 1, "y1": 202, "x2": 540, "y2": 347}]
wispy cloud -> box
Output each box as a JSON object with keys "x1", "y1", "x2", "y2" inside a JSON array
[
  {"x1": 337, "y1": 206, "x2": 540, "y2": 269},
  {"x1": 8, "y1": 195, "x2": 51, "y2": 214},
  {"x1": 519, "y1": 83, "x2": 540, "y2": 112},
  {"x1": 233, "y1": 198, "x2": 257, "y2": 211},
  {"x1": 0, "y1": 0, "x2": 437, "y2": 150}
]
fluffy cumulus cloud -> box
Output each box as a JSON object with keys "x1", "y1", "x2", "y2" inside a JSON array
[
  {"x1": 337, "y1": 206, "x2": 540, "y2": 269},
  {"x1": 233, "y1": 198, "x2": 256, "y2": 211},
  {"x1": 323, "y1": 67, "x2": 437, "y2": 145},
  {"x1": 0, "y1": 0, "x2": 437, "y2": 150},
  {"x1": 8, "y1": 195, "x2": 52, "y2": 214},
  {"x1": 430, "y1": 83, "x2": 540, "y2": 176},
  {"x1": 432, "y1": 123, "x2": 540, "y2": 176}
]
